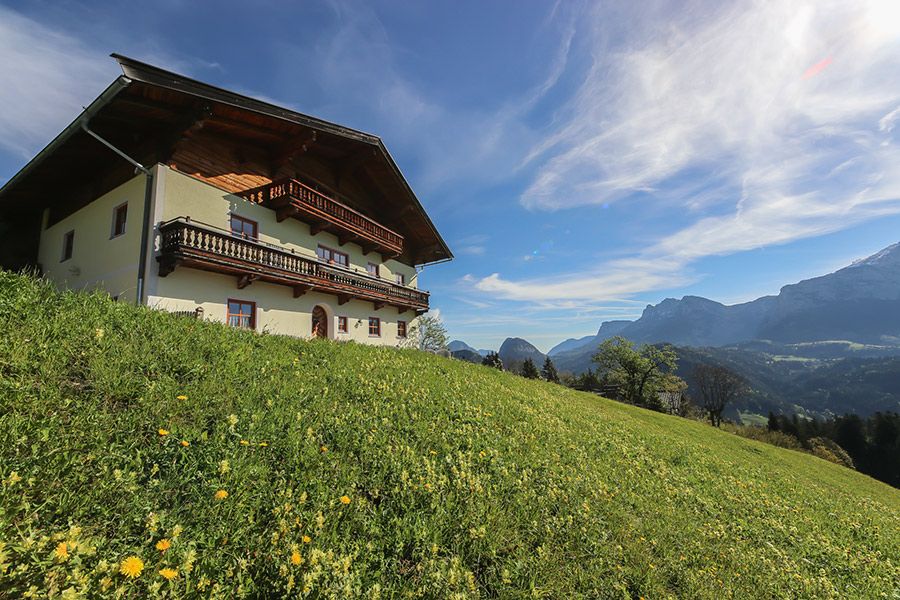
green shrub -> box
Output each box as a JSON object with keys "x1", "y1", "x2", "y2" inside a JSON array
[
  {"x1": 723, "y1": 424, "x2": 805, "y2": 450},
  {"x1": 807, "y1": 437, "x2": 855, "y2": 469}
]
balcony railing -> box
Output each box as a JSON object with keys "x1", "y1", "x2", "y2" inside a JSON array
[
  {"x1": 156, "y1": 218, "x2": 428, "y2": 312},
  {"x1": 237, "y1": 179, "x2": 404, "y2": 258}
]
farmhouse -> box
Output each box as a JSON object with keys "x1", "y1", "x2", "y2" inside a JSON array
[{"x1": 0, "y1": 55, "x2": 451, "y2": 344}]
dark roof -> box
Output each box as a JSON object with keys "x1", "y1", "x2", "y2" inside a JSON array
[{"x1": 0, "y1": 54, "x2": 452, "y2": 265}]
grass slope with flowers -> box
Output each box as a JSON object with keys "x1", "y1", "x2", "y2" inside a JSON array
[{"x1": 0, "y1": 272, "x2": 898, "y2": 599}]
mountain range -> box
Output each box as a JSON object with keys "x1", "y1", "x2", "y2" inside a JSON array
[
  {"x1": 453, "y1": 241, "x2": 900, "y2": 417},
  {"x1": 548, "y1": 242, "x2": 900, "y2": 371}
]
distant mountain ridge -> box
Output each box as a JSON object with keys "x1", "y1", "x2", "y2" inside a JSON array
[
  {"x1": 498, "y1": 337, "x2": 546, "y2": 372},
  {"x1": 448, "y1": 340, "x2": 490, "y2": 357},
  {"x1": 549, "y1": 320, "x2": 631, "y2": 356},
  {"x1": 552, "y1": 241, "x2": 900, "y2": 374}
]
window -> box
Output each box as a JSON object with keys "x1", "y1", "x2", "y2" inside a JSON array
[
  {"x1": 368, "y1": 317, "x2": 381, "y2": 337},
  {"x1": 367, "y1": 262, "x2": 379, "y2": 277},
  {"x1": 111, "y1": 203, "x2": 128, "y2": 237},
  {"x1": 227, "y1": 299, "x2": 256, "y2": 329},
  {"x1": 397, "y1": 320, "x2": 407, "y2": 338},
  {"x1": 61, "y1": 230, "x2": 74, "y2": 262},
  {"x1": 395, "y1": 273, "x2": 405, "y2": 286},
  {"x1": 316, "y1": 245, "x2": 348, "y2": 267},
  {"x1": 230, "y1": 214, "x2": 258, "y2": 239},
  {"x1": 337, "y1": 316, "x2": 348, "y2": 333}
]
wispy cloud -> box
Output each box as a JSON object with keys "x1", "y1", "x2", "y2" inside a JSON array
[
  {"x1": 478, "y1": 0, "x2": 900, "y2": 305},
  {"x1": 269, "y1": 1, "x2": 577, "y2": 197},
  {"x1": 0, "y1": 6, "x2": 109, "y2": 159},
  {"x1": 0, "y1": 5, "x2": 213, "y2": 166},
  {"x1": 456, "y1": 234, "x2": 489, "y2": 256}
]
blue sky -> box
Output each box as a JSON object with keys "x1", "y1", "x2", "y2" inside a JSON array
[{"x1": 2, "y1": 1, "x2": 900, "y2": 352}]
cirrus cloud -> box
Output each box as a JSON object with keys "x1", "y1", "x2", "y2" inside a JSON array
[{"x1": 479, "y1": 0, "x2": 900, "y2": 306}]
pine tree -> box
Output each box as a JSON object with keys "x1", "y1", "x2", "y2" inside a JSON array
[
  {"x1": 481, "y1": 351, "x2": 503, "y2": 370},
  {"x1": 541, "y1": 356, "x2": 560, "y2": 383},
  {"x1": 521, "y1": 357, "x2": 540, "y2": 379}
]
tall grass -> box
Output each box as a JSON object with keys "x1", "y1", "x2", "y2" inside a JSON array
[{"x1": 0, "y1": 272, "x2": 898, "y2": 598}]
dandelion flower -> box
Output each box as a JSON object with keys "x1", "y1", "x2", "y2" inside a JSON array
[
  {"x1": 176, "y1": 395, "x2": 188, "y2": 401},
  {"x1": 290, "y1": 551, "x2": 302, "y2": 565},
  {"x1": 240, "y1": 440, "x2": 250, "y2": 446},
  {"x1": 302, "y1": 535, "x2": 311, "y2": 544},
  {"x1": 180, "y1": 440, "x2": 190, "y2": 447},
  {"x1": 158, "y1": 429, "x2": 169, "y2": 436},
  {"x1": 320, "y1": 446, "x2": 328, "y2": 453},
  {"x1": 54, "y1": 542, "x2": 69, "y2": 561},
  {"x1": 339, "y1": 495, "x2": 351, "y2": 505},
  {"x1": 259, "y1": 442, "x2": 268, "y2": 447},
  {"x1": 214, "y1": 489, "x2": 229, "y2": 501},
  {"x1": 119, "y1": 556, "x2": 144, "y2": 579},
  {"x1": 159, "y1": 567, "x2": 178, "y2": 580},
  {"x1": 155, "y1": 539, "x2": 171, "y2": 553}
]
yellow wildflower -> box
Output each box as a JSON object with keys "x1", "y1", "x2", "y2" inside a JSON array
[
  {"x1": 215, "y1": 489, "x2": 229, "y2": 501},
  {"x1": 240, "y1": 440, "x2": 250, "y2": 446},
  {"x1": 54, "y1": 542, "x2": 69, "y2": 561},
  {"x1": 158, "y1": 429, "x2": 169, "y2": 436},
  {"x1": 291, "y1": 551, "x2": 302, "y2": 565},
  {"x1": 259, "y1": 442, "x2": 268, "y2": 447},
  {"x1": 176, "y1": 395, "x2": 188, "y2": 401},
  {"x1": 155, "y1": 539, "x2": 171, "y2": 553},
  {"x1": 320, "y1": 446, "x2": 328, "y2": 453},
  {"x1": 339, "y1": 495, "x2": 351, "y2": 505},
  {"x1": 180, "y1": 440, "x2": 190, "y2": 447},
  {"x1": 119, "y1": 556, "x2": 144, "y2": 578},
  {"x1": 159, "y1": 567, "x2": 178, "y2": 580},
  {"x1": 302, "y1": 535, "x2": 312, "y2": 544}
]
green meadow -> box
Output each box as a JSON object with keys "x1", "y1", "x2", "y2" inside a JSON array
[{"x1": 0, "y1": 272, "x2": 897, "y2": 598}]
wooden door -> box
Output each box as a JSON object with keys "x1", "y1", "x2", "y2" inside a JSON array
[{"x1": 312, "y1": 306, "x2": 328, "y2": 338}]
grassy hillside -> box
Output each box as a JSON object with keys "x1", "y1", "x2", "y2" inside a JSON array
[{"x1": 0, "y1": 273, "x2": 898, "y2": 598}]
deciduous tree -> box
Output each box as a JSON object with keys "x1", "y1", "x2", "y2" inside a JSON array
[
  {"x1": 408, "y1": 314, "x2": 448, "y2": 353},
  {"x1": 693, "y1": 364, "x2": 746, "y2": 427},
  {"x1": 592, "y1": 336, "x2": 678, "y2": 406}
]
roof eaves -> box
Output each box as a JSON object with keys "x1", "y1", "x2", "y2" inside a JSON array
[
  {"x1": 375, "y1": 139, "x2": 453, "y2": 263},
  {"x1": 112, "y1": 54, "x2": 452, "y2": 263},
  {"x1": 111, "y1": 53, "x2": 383, "y2": 146},
  {"x1": 0, "y1": 75, "x2": 132, "y2": 203}
]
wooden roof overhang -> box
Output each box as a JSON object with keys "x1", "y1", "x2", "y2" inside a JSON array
[{"x1": 0, "y1": 54, "x2": 452, "y2": 266}]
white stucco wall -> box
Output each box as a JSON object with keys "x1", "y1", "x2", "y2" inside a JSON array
[{"x1": 37, "y1": 173, "x2": 146, "y2": 303}]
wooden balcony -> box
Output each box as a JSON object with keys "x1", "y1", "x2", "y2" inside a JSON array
[
  {"x1": 237, "y1": 179, "x2": 404, "y2": 259},
  {"x1": 156, "y1": 218, "x2": 428, "y2": 312}
]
